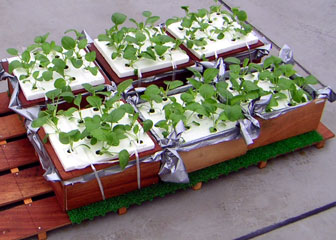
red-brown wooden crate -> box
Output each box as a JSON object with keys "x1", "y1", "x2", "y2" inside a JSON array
[
  {"x1": 0, "y1": 204, "x2": 37, "y2": 240},
  {"x1": 0, "y1": 114, "x2": 26, "y2": 141},
  {"x1": 2, "y1": 138, "x2": 39, "y2": 170},
  {"x1": 15, "y1": 166, "x2": 53, "y2": 199},
  {"x1": 0, "y1": 91, "x2": 10, "y2": 115}
]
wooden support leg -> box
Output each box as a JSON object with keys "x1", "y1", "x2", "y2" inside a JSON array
[
  {"x1": 38, "y1": 231, "x2": 47, "y2": 240},
  {"x1": 258, "y1": 161, "x2": 267, "y2": 169},
  {"x1": 192, "y1": 182, "x2": 202, "y2": 191},
  {"x1": 315, "y1": 140, "x2": 326, "y2": 149},
  {"x1": 118, "y1": 207, "x2": 127, "y2": 215}
]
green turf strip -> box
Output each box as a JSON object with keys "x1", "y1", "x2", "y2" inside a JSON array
[{"x1": 68, "y1": 131, "x2": 323, "y2": 224}]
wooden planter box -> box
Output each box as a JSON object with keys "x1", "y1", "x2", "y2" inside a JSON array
[
  {"x1": 1, "y1": 60, "x2": 111, "y2": 108},
  {"x1": 248, "y1": 99, "x2": 326, "y2": 150},
  {"x1": 180, "y1": 138, "x2": 248, "y2": 173},
  {"x1": 88, "y1": 43, "x2": 194, "y2": 86},
  {"x1": 38, "y1": 128, "x2": 162, "y2": 211}
]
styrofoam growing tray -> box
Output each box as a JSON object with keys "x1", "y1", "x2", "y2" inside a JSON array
[
  {"x1": 166, "y1": 13, "x2": 259, "y2": 59},
  {"x1": 93, "y1": 30, "x2": 190, "y2": 78},
  {"x1": 8, "y1": 50, "x2": 105, "y2": 101},
  {"x1": 138, "y1": 93, "x2": 237, "y2": 143},
  {"x1": 43, "y1": 104, "x2": 156, "y2": 171},
  {"x1": 231, "y1": 72, "x2": 309, "y2": 112}
]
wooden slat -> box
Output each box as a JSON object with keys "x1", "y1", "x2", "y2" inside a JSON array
[
  {"x1": 2, "y1": 138, "x2": 39, "y2": 170},
  {"x1": 0, "y1": 173, "x2": 22, "y2": 207},
  {"x1": 317, "y1": 122, "x2": 335, "y2": 140},
  {"x1": 0, "y1": 91, "x2": 10, "y2": 115},
  {"x1": 0, "y1": 114, "x2": 26, "y2": 141},
  {"x1": 0, "y1": 146, "x2": 10, "y2": 172},
  {"x1": 15, "y1": 166, "x2": 53, "y2": 199},
  {"x1": 26, "y1": 197, "x2": 71, "y2": 233},
  {"x1": 0, "y1": 204, "x2": 37, "y2": 240}
]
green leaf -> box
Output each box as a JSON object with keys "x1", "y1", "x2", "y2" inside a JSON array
[
  {"x1": 155, "y1": 120, "x2": 169, "y2": 132},
  {"x1": 7, "y1": 48, "x2": 19, "y2": 56},
  {"x1": 62, "y1": 107, "x2": 77, "y2": 117},
  {"x1": 87, "y1": 96, "x2": 102, "y2": 109},
  {"x1": 42, "y1": 70, "x2": 53, "y2": 81},
  {"x1": 119, "y1": 103, "x2": 134, "y2": 114},
  {"x1": 181, "y1": 92, "x2": 194, "y2": 103},
  {"x1": 60, "y1": 92, "x2": 75, "y2": 103},
  {"x1": 42, "y1": 42, "x2": 51, "y2": 54},
  {"x1": 187, "y1": 78, "x2": 202, "y2": 89},
  {"x1": 165, "y1": 17, "x2": 179, "y2": 27},
  {"x1": 36, "y1": 54, "x2": 50, "y2": 67},
  {"x1": 87, "y1": 66, "x2": 98, "y2": 76},
  {"x1": 125, "y1": 35, "x2": 137, "y2": 44},
  {"x1": 21, "y1": 50, "x2": 31, "y2": 63},
  {"x1": 135, "y1": 32, "x2": 146, "y2": 43},
  {"x1": 31, "y1": 116, "x2": 48, "y2": 128},
  {"x1": 203, "y1": 68, "x2": 219, "y2": 83},
  {"x1": 223, "y1": 105, "x2": 244, "y2": 121},
  {"x1": 70, "y1": 57, "x2": 83, "y2": 69},
  {"x1": 46, "y1": 89, "x2": 61, "y2": 100},
  {"x1": 74, "y1": 94, "x2": 82, "y2": 108},
  {"x1": 224, "y1": 57, "x2": 240, "y2": 65},
  {"x1": 61, "y1": 36, "x2": 76, "y2": 50},
  {"x1": 78, "y1": 39, "x2": 88, "y2": 49},
  {"x1": 236, "y1": 10, "x2": 247, "y2": 21},
  {"x1": 142, "y1": 119, "x2": 153, "y2": 132},
  {"x1": 199, "y1": 84, "x2": 216, "y2": 99},
  {"x1": 123, "y1": 45, "x2": 137, "y2": 61},
  {"x1": 146, "y1": 16, "x2": 160, "y2": 26},
  {"x1": 112, "y1": 12, "x2": 127, "y2": 26},
  {"x1": 154, "y1": 45, "x2": 169, "y2": 57},
  {"x1": 305, "y1": 75, "x2": 318, "y2": 85},
  {"x1": 181, "y1": 17, "x2": 192, "y2": 28},
  {"x1": 117, "y1": 79, "x2": 133, "y2": 94},
  {"x1": 52, "y1": 58, "x2": 66, "y2": 76},
  {"x1": 32, "y1": 71, "x2": 39, "y2": 79},
  {"x1": 54, "y1": 78, "x2": 66, "y2": 89},
  {"x1": 243, "y1": 80, "x2": 259, "y2": 92},
  {"x1": 217, "y1": 33, "x2": 224, "y2": 40},
  {"x1": 142, "y1": 11, "x2": 152, "y2": 18},
  {"x1": 278, "y1": 77, "x2": 294, "y2": 90},
  {"x1": 119, "y1": 149, "x2": 129, "y2": 170},
  {"x1": 197, "y1": 8, "x2": 208, "y2": 18},
  {"x1": 8, "y1": 60, "x2": 22, "y2": 73},
  {"x1": 91, "y1": 128, "x2": 107, "y2": 141},
  {"x1": 85, "y1": 51, "x2": 96, "y2": 62},
  {"x1": 133, "y1": 124, "x2": 139, "y2": 134},
  {"x1": 164, "y1": 80, "x2": 183, "y2": 91},
  {"x1": 107, "y1": 108, "x2": 126, "y2": 123}
]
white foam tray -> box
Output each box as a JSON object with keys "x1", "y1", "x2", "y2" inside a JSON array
[
  {"x1": 8, "y1": 50, "x2": 105, "y2": 101},
  {"x1": 93, "y1": 32, "x2": 190, "y2": 78},
  {"x1": 43, "y1": 105, "x2": 155, "y2": 171},
  {"x1": 231, "y1": 72, "x2": 308, "y2": 111},
  {"x1": 166, "y1": 13, "x2": 259, "y2": 59},
  {"x1": 138, "y1": 93, "x2": 237, "y2": 143}
]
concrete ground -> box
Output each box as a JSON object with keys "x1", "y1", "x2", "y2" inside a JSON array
[{"x1": 0, "y1": 0, "x2": 335, "y2": 239}]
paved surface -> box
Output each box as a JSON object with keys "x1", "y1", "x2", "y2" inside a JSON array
[{"x1": 0, "y1": 0, "x2": 335, "y2": 239}]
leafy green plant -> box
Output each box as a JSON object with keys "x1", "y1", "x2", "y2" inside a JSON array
[
  {"x1": 98, "y1": 11, "x2": 184, "y2": 72},
  {"x1": 7, "y1": 30, "x2": 98, "y2": 92},
  {"x1": 165, "y1": 0, "x2": 253, "y2": 53}
]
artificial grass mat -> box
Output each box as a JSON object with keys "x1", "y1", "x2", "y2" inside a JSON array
[{"x1": 68, "y1": 131, "x2": 323, "y2": 224}]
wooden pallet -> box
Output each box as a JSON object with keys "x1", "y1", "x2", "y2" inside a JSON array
[
  {"x1": 0, "y1": 91, "x2": 71, "y2": 240},
  {"x1": 0, "y1": 90, "x2": 334, "y2": 239}
]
